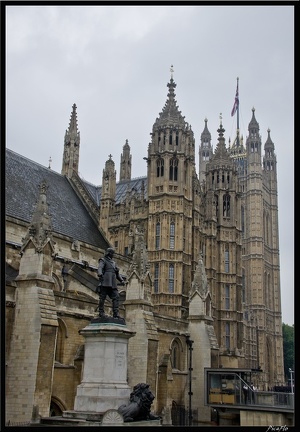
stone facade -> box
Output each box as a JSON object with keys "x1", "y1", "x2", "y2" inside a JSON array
[{"x1": 5, "y1": 73, "x2": 284, "y2": 425}]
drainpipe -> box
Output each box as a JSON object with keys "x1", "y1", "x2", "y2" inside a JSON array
[{"x1": 186, "y1": 336, "x2": 194, "y2": 426}]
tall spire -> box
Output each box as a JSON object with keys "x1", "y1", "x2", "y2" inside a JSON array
[
  {"x1": 211, "y1": 114, "x2": 230, "y2": 163},
  {"x1": 68, "y1": 103, "x2": 79, "y2": 137},
  {"x1": 153, "y1": 65, "x2": 186, "y2": 129},
  {"x1": 62, "y1": 103, "x2": 80, "y2": 177}
]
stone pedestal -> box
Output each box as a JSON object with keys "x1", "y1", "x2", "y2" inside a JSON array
[{"x1": 74, "y1": 320, "x2": 136, "y2": 413}]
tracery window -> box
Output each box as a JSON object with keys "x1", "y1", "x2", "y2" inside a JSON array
[
  {"x1": 170, "y1": 221, "x2": 175, "y2": 249},
  {"x1": 169, "y1": 264, "x2": 175, "y2": 293},
  {"x1": 223, "y1": 194, "x2": 230, "y2": 217},
  {"x1": 156, "y1": 158, "x2": 164, "y2": 177},
  {"x1": 154, "y1": 263, "x2": 159, "y2": 293},
  {"x1": 155, "y1": 222, "x2": 161, "y2": 249},
  {"x1": 171, "y1": 338, "x2": 182, "y2": 370},
  {"x1": 169, "y1": 158, "x2": 178, "y2": 181},
  {"x1": 225, "y1": 246, "x2": 229, "y2": 273},
  {"x1": 225, "y1": 285, "x2": 230, "y2": 310},
  {"x1": 225, "y1": 322, "x2": 230, "y2": 350}
]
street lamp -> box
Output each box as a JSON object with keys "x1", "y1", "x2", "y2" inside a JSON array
[
  {"x1": 288, "y1": 368, "x2": 294, "y2": 394},
  {"x1": 186, "y1": 337, "x2": 194, "y2": 426}
]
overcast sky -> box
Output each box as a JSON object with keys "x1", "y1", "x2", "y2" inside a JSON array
[{"x1": 5, "y1": 4, "x2": 294, "y2": 325}]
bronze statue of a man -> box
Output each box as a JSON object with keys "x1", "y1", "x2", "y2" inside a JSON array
[{"x1": 97, "y1": 248, "x2": 125, "y2": 318}]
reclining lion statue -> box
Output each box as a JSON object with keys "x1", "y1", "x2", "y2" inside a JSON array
[{"x1": 118, "y1": 383, "x2": 160, "y2": 422}]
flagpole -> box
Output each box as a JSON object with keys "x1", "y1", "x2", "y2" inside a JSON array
[{"x1": 236, "y1": 77, "x2": 239, "y2": 132}]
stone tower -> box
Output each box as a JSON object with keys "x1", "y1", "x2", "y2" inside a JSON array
[
  {"x1": 241, "y1": 109, "x2": 284, "y2": 387},
  {"x1": 145, "y1": 70, "x2": 197, "y2": 318},
  {"x1": 204, "y1": 116, "x2": 243, "y2": 367}
]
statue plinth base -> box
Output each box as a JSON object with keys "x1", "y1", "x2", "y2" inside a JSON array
[{"x1": 73, "y1": 320, "x2": 135, "y2": 413}]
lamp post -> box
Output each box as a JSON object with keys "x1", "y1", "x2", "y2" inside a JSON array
[
  {"x1": 288, "y1": 368, "x2": 294, "y2": 394},
  {"x1": 186, "y1": 337, "x2": 194, "y2": 426}
]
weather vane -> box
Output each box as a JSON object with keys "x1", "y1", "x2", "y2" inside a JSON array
[
  {"x1": 48, "y1": 156, "x2": 52, "y2": 169},
  {"x1": 219, "y1": 113, "x2": 222, "y2": 124},
  {"x1": 170, "y1": 65, "x2": 174, "y2": 79}
]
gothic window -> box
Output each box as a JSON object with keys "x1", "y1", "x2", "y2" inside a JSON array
[
  {"x1": 225, "y1": 246, "x2": 229, "y2": 273},
  {"x1": 170, "y1": 338, "x2": 182, "y2": 370},
  {"x1": 170, "y1": 221, "x2": 175, "y2": 249},
  {"x1": 124, "y1": 246, "x2": 129, "y2": 256},
  {"x1": 241, "y1": 205, "x2": 245, "y2": 238},
  {"x1": 223, "y1": 194, "x2": 230, "y2": 217},
  {"x1": 169, "y1": 264, "x2": 175, "y2": 293},
  {"x1": 176, "y1": 131, "x2": 179, "y2": 146},
  {"x1": 169, "y1": 133, "x2": 172, "y2": 145},
  {"x1": 155, "y1": 222, "x2": 161, "y2": 249},
  {"x1": 169, "y1": 158, "x2": 178, "y2": 181},
  {"x1": 202, "y1": 151, "x2": 209, "y2": 161},
  {"x1": 242, "y1": 269, "x2": 246, "y2": 303},
  {"x1": 225, "y1": 322, "x2": 230, "y2": 350},
  {"x1": 154, "y1": 263, "x2": 159, "y2": 293},
  {"x1": 156, "y1": 158, "x2": 164, "y2": 177},
  {"x1": 225, "y1": 285, "x2": 230, "y2": 310}
]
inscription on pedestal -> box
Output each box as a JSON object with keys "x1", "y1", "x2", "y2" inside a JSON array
[{"x1": 115, "y1": 350, "x2": 125, "y2": 368}]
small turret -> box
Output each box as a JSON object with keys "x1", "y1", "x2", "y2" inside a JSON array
[
  {"x1": 263, "y1": 128, "x2": 276, "y2": 172},
  {"x1": 120, "y1": 139, "x2": 132, "y2": 181},
  {"x1": 199, "y1": 118, "x2": 213, "y2": 183},
  {"x1": 19, "y1": 180, "x2": 55, "y2": 276}
]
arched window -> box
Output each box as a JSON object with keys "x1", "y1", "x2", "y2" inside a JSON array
[
  {"x1": 223, "y1": 194, "x2": 230, "y2": 217},
  {"x1": 169, "y1": 158, "x2": 178, "y2": 181},
  {"x1": 170, "y1": 221, "x2": 175, "y2": 249},
  {"x1": 225, "y1": 322, "x2": 230, "y2": 350},
  {"x1": 170, "y1": 338, "x2": 182, "y2": 370},
  {"x1": 225, "y1": 285, "x2": 230, "y2": 310},
  {"x1": 241, "y1": 205, "x2": 245, "y2": 238},
  {"x1": 155, "y1": 222, "x2": 161, "y2": 249},
  {"x1": 154, "y1": 263, "x2": 159, "y2": 293},
  {"x1": 169, "y1": 264, "x2": 175, "y2": 293},
  {"x1": 225, "y1": 246, "x2": 229, "y2": 273},
  {"x1": 156, "y1": 158, "x2": 164, "y2": 177}
]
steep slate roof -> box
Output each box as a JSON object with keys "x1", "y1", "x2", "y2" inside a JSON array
[
  {"x1": 83, "y1": 176, "x2": 148, "y2": 206},
  {"x1": 6, "y1": 149, "x2": 109, "y2": 250}
]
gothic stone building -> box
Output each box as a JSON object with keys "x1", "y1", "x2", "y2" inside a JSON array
[{"x1": 5, "y1": 75, "x2": 284, "y2": 425}]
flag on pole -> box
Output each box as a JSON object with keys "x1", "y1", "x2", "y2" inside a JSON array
[{"x1": 231, "y1": 79, "x2": 239, "y2": 117}]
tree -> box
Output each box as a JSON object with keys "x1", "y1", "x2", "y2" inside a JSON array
[{"x1": 282, "y1": 323, "x2": 294, "y2": 385}]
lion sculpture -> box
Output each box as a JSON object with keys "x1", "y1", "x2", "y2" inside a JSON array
[{"x1": 118, "y1": 383, "x2": 160, "y2": 422}]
